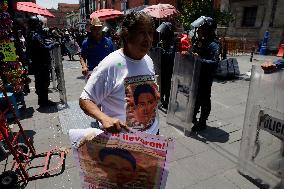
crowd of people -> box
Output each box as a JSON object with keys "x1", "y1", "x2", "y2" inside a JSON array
[
  {"x1": 11, "y1": 17, "x2": 86, "y2": 106},
  {"x1": 76, "y1": 13, "x2": 221, "y2": 188},
  {"x1": 12, "y1": 16, "x2": 121, "y2": 107},
  {"x1": 10, "y1": 12, "x2": 223, "y2": 133},
  {"x1": 78, "y1": 13, "x2": 221, "y2": 135},
  {"x1": 2, "y1": 7, "x2": 283, "y2": 189}
]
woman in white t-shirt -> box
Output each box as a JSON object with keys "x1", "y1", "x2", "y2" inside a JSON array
[{"x1": 79, "y1": 12, "x2": 160, "y2": 135}]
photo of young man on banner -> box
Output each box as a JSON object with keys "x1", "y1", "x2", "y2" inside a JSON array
[
  {"x1": 125, "y1": 75, "x2": 160, "y2": 131},
  {"x1": 69, "y1": 129, "x2": 174, "y2": 189}
]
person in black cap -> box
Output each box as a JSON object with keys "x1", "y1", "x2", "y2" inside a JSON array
[
  {"x1": 189, "y1": 16, "x2": 220, "y2": 131},
  {"x1": 26, "y1": 16, "x2": 58, "y2": 107}
]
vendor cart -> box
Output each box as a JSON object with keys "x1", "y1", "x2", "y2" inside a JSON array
[{"x1": 0, "y1": 82, "x2": 66, "y2": 188}]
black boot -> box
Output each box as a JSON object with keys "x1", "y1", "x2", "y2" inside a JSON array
[
  {"x1": 191, "y1": 120, "x2": 207, "y2": 132},
  {"x1": 38, "y1": 99, "x2": 57, "y2": 107},
  {"x1": 192, "y1": 117, "x2": 198, "y2": 124}
]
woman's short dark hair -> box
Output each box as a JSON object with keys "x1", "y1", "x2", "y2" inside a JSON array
[
  {"x1": 99, "y1": 147, "x2": 136, "y2": 170},
  {"x1": 120, "y1": 12, "x2": 155, "y2": 44},
  {"x1": 133, "y1": 84, "x2": 156, "y2": 106}
]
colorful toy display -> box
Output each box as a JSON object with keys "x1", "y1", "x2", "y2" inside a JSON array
[{"x1": 0, "y1": 0, "x2": 25, "y2": 93}]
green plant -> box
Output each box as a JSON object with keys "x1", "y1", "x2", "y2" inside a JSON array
[{"x1": 178, "y1": 0, "x2": 234, "y2": 30}]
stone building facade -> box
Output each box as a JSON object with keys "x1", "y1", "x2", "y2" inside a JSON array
[
  {"x1": 77, "y1": 0, "x2": 284, "y2": 52},
  {"x1": 224, "y1": 0, "x2": 284, "y2": 51},
  {"x1": 47, "y1": 3, "x2": 80, "y2": 29},
  {"x1": 66, "y1": 12, "x2": 80, "y2": 29}
]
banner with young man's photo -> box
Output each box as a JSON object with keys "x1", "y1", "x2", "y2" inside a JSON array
[
  {"x1": 69, "y1": 128, "x2": 174, "y2": 189},
  {"x1": 124, "y1": 75, "x2": 160, "y2": 131}
]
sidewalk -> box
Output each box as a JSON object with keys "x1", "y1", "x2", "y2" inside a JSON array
[{"x1": 0, "y1": 55, "x2": 279, "y2": 189}]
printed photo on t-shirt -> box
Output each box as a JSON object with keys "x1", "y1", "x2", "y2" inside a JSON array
[{"x1": 124, "y1": 75, "x2": 160, "y2": 131}]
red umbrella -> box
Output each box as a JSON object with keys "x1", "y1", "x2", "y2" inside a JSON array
[
  {"x1": 143, "y1": 4, "x2": 179, "y2": 19},
  {"x1": 15, "y1": 2, "x2": 55, "y2": 18},
  {"x1": 90, "y1": 9, "x2": 123, "y2": 21}
]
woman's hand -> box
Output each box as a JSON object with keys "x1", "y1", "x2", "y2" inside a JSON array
[
  {"x1": 101, "y1": 116, "x2": 130, "y2": 133},
  {"x1": 82, "y1": 66, "x2": 89, "y2": 76},
  {"x1": 79, "y1": 99, "x2": 130, "y2": 134}
]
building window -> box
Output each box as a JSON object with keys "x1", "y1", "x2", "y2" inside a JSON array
[
  {"x1": 90, "y1": 1, "x2": 93, "y2": 12},
  {"x1": 242, "y1": 6, "x2": 257, "y2": 27},
  {"x1": 121, "y1": 0, "x2": 128, "y2": 10},
  {"x1": 103, "y1": 0, "x2": 106, "y2": 8},
  {"x1": 144, "y1": 0, "x2": 149, "y2": 5},
  {"x1": 93, "y1": 1, "x2": 96, "y2": 10},
  {"x1": 112, "y1": 0, "x2": 115, "y2": 9},
  {"x1": 269, "y1": 0, "x2": 277, "y2": 27}
]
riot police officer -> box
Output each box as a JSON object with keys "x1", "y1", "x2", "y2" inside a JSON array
[
  {"x1": 190, "y1": 16, "x2": 220, "y2": 131},
  {"x1": 156, "y1": 22, "x2": 175, "y2": 110},
  {"x1": 26, "y1": 16, "x2": 57, "y2": 107}
]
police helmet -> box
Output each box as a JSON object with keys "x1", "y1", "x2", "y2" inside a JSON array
[
  {"x1": 28, "y1": 16, "x2": 43, "y2": 29},
  {"x1": 156, "y1": 22, "x2": 174, "y2": 39},
  {"x1": 156, "y1": 22, "x2": 173, "y2": 35},
  {"x1": 190, "y1": 16, "x2": 217, "y2": 31}
]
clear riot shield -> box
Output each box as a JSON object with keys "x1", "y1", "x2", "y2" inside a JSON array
[
  {"x1": 53, "y1": 46, "x2": 67, "y2": 105},
  {"x1": 238, "y1": 65, "x2": 284, "y2": 188},
  {"x1": 166, "y1": 53, "x2": 200, "y2": 134},
  {"x1": 50, "y1": 49, "x2": 57, "y2": 89},
  {"x1": 149, "y1": 47, "x2": 162, "y2": 91}
]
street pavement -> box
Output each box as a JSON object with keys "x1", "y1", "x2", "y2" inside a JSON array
[{"x1": 0, "y1": 54, "x2": 280, "y2": 189}]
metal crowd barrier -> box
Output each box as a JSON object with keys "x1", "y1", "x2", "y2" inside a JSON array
[
  {"x1": 221, "y1": 37, "x2": 259, "y2": 56},
  {"x1": 50, "y1": 46, "x2": 67, "y2": 105}
]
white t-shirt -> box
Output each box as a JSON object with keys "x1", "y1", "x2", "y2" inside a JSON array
[{"x1": 80, "y1": 49, "x2": 159, "y2": 135}]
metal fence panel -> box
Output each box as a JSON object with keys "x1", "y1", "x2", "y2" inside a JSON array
[{"x1": 221, "y1": 37, "x2": 259, "y2": 56}]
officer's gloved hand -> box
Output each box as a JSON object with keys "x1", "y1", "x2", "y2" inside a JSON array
[
  {"x1": 0, "y1": 78, "x2": 4, "y2": 92},
  {"x1": 181, "y1": 51, "x2": 198, "y2": 57},
  {"x1": 261, "y1": 61, "x2": 277, "y2": 73},
  {"x1": 181, "y1": 51, "x2": 189, "y2": 55},
  {"x1": 54, "y1": 42, "x2": 60, "y2": 47},
  {"x1": 44, "y1": 39, "x2": 53, "y2": 45},
  {"x1": 192, "y1": 52, "x2": 199, "y2": 57}
]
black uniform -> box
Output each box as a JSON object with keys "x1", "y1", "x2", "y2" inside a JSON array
[
  {"x1": 192, "y1": 39, "x2": 220, "y2": 124},
  {"x1": 190, "y1": 16, "x2": 220, "y2": 131},
  {"x1": 27, "y1": 30, "x2": 55, "y2": 105},
  {"x1": 160, "y1": 45, "x2": 175, "y2": 109},
  {"x1": 157, "y1": 22, "x2": 175, "y2": 110}
]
